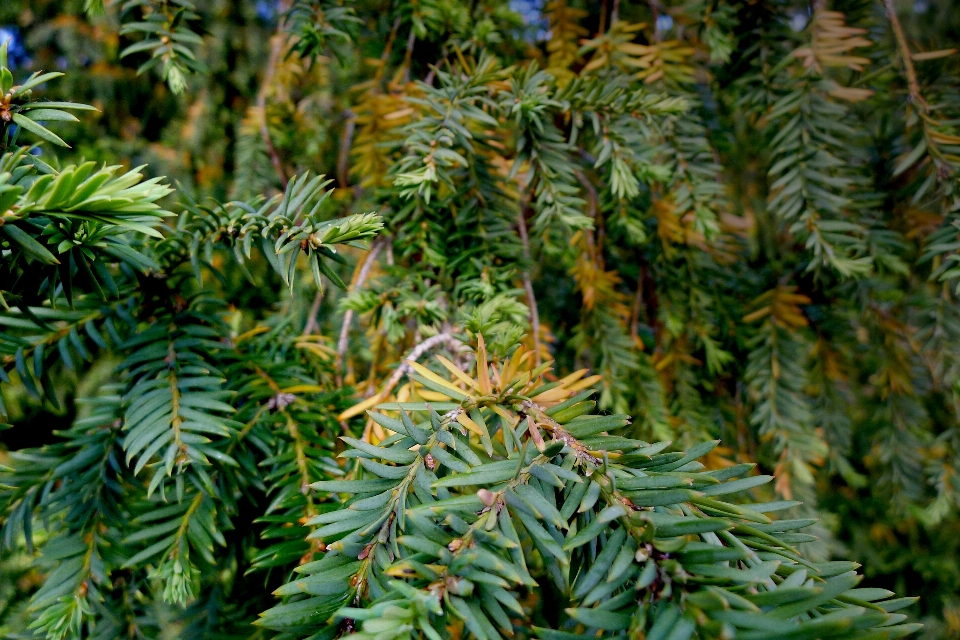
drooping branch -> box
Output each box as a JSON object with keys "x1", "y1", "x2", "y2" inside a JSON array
[
  {"x1": 402, "y1": 28, "x2": 417, "y2": 81},
  {"x1": 304, "y1": 289, "x2": 324, "y2": 336}
]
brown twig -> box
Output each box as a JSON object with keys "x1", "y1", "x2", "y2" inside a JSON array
[
  {"x1": 882, "y1": 0, "x2": 927, "y2": 112},
  {"x1": 370, "y1": 332, "x2": 467, "y2": 400},
  {"x1": 376, "y1": 16, "x2": 403, "y2": 85},
  {"x1": 304, "y1": 289, "x2": 324, "y2": 335},
  {"x1": 516, "y1": 207, "x2": 543, "y2": 366},
  {"x1": 402, "y1": 27, "x2": 417, "y2": 83},
  {"x1": 336, "y1": 240, "x2": 386, "y2": 384},
  {"x1": 385, "y1": 242, "x2": 395, "y2": 267},
  {"x1": 881, "y1": 2, "x2": 956, "y2": 182}
]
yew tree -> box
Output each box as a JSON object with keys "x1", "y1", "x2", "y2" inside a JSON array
[{"x1": 1, "y1": 0, "x2": 958, "y2": 637}]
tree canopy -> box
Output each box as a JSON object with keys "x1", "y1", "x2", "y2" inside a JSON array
[{"x1": 0, "y1": 0, "x2": 958, "y2": 638}]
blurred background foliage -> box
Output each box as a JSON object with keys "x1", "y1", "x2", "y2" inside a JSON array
[{"x1": 2, "y1": 0, "x2": 960, "y2": 637}]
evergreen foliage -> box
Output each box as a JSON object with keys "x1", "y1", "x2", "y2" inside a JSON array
[
  {"x1": 260, "y1": 341, "x2": 920, "y2": 640},
  {"x1": 0, "y1": 0, "x2": 958, "y2": 637}
]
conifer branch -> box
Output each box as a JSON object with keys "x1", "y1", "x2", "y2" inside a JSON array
[
  {"x1": 882, "y1": 0, "x2": 926, "y2": 112},
  {"x1": 2, "y1": 3, "x2": 949, "y2": 635}
]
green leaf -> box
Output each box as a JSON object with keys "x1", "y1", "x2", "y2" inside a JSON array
[
  {"x1": 12, "y1": 113, "x2": 70, "y2": 147},
  {"x1": 311, "y1": 478, "x2": 398, "y2": 493},
  {"x1": 340, "y1": 436, "x2": 418, "y2": 464},
  {"x1": 432, "y1": 464, "x2": 517, "y2": 488},
  {"x1": 2, "y1": 224, "x2": 60, "y2": 264},
  {"x1": 565, "y1": 607, "x2": 631, "y2": 631}
]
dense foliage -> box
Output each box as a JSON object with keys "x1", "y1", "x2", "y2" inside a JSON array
[{"x1": 0, "y1": 0, "x2": 958, "y2": 637}]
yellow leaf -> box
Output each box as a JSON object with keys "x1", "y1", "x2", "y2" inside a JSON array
[
  {"x1": 236, "y1": 326, "x2": 270, "y2": 343},
  {"x1": 618, "y1": 43, "x2": 654, "y2": 56},
  {"x1": 490, "y1": 361, "x2": 504, "y2": 390},
  {"x1": 281, "y1": 384, "x2": 324, "y2": 394},
  {"x1": 567, "y1": 374, "x2": 602, "y2": 392},
  {"x1": 385, "y1": 564, "x2": 418, "y2": 577},
  {"x1": 654, "y1": 353, "x2": 674, "y2": 371},
  {"x1": 490, "y1": 403, "x2": 517, "y2": 425},
  {"x1": 911, "y1": 48, "x2": 957, "y2": 61},
  {"x1": 435, "y1": 355, "x2": 480, "y2": 390},
  {"x1": 530, "y1": 386, "x2": 574, "y2": 403},
  {"x1": 501, "y1": 346, "x2": 530, "y2": 386},
  {"x1": 582, "y1": 55, "x2": 609, "y2": 72},
  {"x1": 476, "y1": 334, "x2": 492, "y2": 395},
  {"x1": 641, "y1": 69, "x2": 664, "y2": 84},
  {"x1": 408, "y1": 360, "x2": 475, "y2": 399},
  {"x1": 338, "y1": 394, "x2": 382, "y2": 421},
  {"x1": 297, "y1": 342, "x2": 337, "y2": 359},
  {"x1": 457, "y1": 412, "x2": 485, "y2": 437},
  {"x1": 743, "y1": 307, "x2": 772, "y2": 324},
  {"x1": 928, "y1": 131, "x2": 960, "y2": 145},
  {"x1": 556, "y1": 369, "x2": 589, "y2": 387},
  {"x1": 588, "y1": 450, "x2": 620, "y2": 458},
  {"x1": 618, "y1": 22, "x2": 647, "y2": 33},
  {"x1": 383, "y1": 107, "x2": 415, "y2": 121}
]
